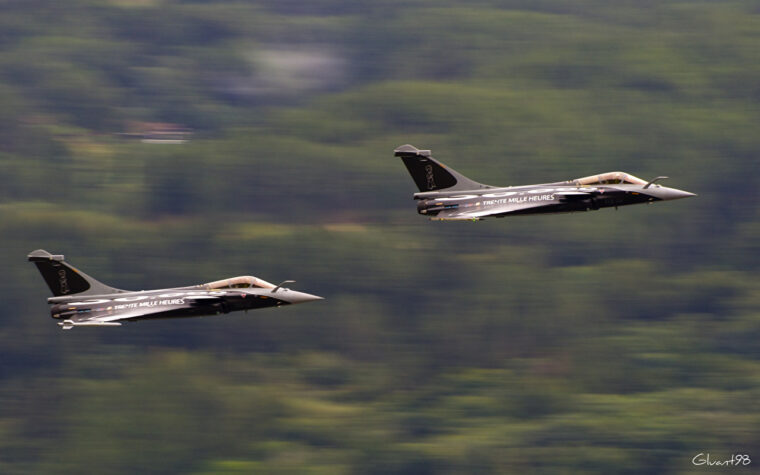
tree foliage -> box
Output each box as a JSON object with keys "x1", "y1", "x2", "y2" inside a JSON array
[{"x1": 1, "y1": 1, "x2": 759, "y2": 473}]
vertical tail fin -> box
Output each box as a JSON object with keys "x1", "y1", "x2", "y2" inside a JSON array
[
  {"x1": 394, "y1": 144, "x2": 492, "y2": 192},
  {"x1": 27, "y1": 249, "x2": 126, "y2": 297}
]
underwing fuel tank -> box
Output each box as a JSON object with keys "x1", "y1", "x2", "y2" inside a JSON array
[{"x1": 60, "y1": 320, "x2": 122, "y2": 330}]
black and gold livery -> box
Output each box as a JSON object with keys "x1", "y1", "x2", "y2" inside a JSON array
[
  {"x1": 28, "y1": 250, "x2": 322, "y2": 329},
  {"x1": 394, "y1": 144, "x2": 695, "y2": 221}
]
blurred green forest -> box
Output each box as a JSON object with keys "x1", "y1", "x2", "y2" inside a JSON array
[{"x1": 1, "y1": 0, "x2": 759, "y2": 473}]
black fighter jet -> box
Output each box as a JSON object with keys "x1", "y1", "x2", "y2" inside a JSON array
[
  {"x1": 394, "y1": 144, "x2": 695, "y2": 220},
  {"x1": 28, "y1": 249, "x2": 323, "y2": 329}
]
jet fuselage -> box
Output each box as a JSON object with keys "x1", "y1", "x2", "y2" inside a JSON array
[
  {"x1": 48, "y1": 286, "x2": 312, "y2": 324},
  {"x1": 395, "y1": 144, "x2": 695, "y2": 221},
  {"x1": 28, "y1": 250, "x2": 322, "y2": 329},
  {"x1": 415, "y1": 182, "x2": 687, "y2": 219}
]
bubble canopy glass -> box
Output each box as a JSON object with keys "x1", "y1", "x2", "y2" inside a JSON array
[
  {"x1": 571, "y1": 172, "x2": 648, "y2": 186},
  {"x1": 200, "y1": 276, "x2": 276, "y2": 290}
]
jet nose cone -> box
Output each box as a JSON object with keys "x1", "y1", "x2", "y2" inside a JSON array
[
  {"x1": 648, "y1": 186, "x2": 696, "y2": 201},
  {"x1": 663, "y1": 188, "x2": 697, "y2": 200},
  {"x1": 278, "y1": 289, "x2": 324, "y2": 304}
]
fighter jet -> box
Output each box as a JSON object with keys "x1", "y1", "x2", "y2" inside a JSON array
[
  {"x1": 28, "y1": 249, "x2": 323, "y2": 329},
  {"x1": 394, "y1": 144, "x2": 695, "y2": 220}
]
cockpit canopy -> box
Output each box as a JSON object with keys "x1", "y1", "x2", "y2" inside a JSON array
[
  {"x1": 201, "y1": 275, "x2": 276, "y2": 290},
  {"x1": 571, "y1": 171, "x2": 647, "y2": 186}
]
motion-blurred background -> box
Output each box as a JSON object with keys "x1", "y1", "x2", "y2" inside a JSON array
[{"x1": 1, "y1": 1, "x2": 759, "y2": 473}]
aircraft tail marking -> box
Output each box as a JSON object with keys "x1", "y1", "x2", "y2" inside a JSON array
[
  {"x1": 28, "y1": 249, "x2": 127, "y2": 297},
  {"x1": 394, "y1": 144, "x2": 493, "y2": 193}
]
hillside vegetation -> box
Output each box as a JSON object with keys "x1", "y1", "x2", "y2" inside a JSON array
[{"x1": 1, "y1": 1, "x2": 759, "y2": 473}]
